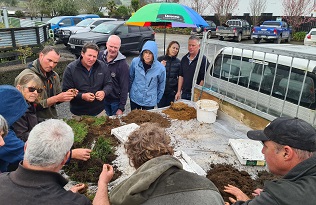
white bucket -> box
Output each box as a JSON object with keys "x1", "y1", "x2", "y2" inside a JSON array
[{"x1": 195, "y1": 100, "x2": 219, "y2": 123}]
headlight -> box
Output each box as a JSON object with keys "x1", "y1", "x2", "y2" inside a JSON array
[{"x1": 63, "y1": 30, "x2": 71, "y2": 35}]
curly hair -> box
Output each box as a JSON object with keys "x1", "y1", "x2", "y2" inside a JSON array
[{"x1": 124, "y1": 123, "x2": 174, "y2": 169}]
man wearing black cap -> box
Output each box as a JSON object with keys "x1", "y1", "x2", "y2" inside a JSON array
[{"x1": 223, "y1": 117, "x2": 316, "y2": 205}]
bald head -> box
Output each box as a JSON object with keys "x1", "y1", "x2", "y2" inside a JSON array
[{"x1": 106, "y1": 35, "x2": 121, "y2": 59}]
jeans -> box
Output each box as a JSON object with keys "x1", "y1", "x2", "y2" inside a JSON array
[
  {"x1": 104, "y1": 100, "x2": 120, "y2": 116},
  {"x1": 130, "y1": 100, "x2": 154, "y2": 111},
  {"x1": 181, "y1": 92, "x2": 191, "y2": 100},
  {"x1": 157, "y1": 92, "x2": 176, "y2": 108}
]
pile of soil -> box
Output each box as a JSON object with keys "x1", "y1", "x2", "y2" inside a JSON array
[
  {"x1": 64, "y1": 116, "x2": 122, "y2": 183},
  {"x1": 163, "y1": 102, "x2": 196, "y2": 120},
  {"x1": 206, "y1": 164, "x2": 280, "y2": 202},
  {"x1": 121, "y1": 109, "x2": 171, "y2": 128}
]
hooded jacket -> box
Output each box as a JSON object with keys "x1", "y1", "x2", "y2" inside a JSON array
[
  {"x1": 98, "y1": 50, "x2": 129, "y2": 112},
  {"x1": 234, "y1": 154, "x2": 316, "y2": 205},
  {"x1": 109, "y1": 155, "x2": 225, "y2": 205},
  {"x1": 0, "y1": 85, "x2": 28, "y2": 172},
  {"x1": 129, "y1": 41, "x2": 166, "y2": 107},
  {"x1": 15, "y1": 59, "x2": 62, "y2": 121}
]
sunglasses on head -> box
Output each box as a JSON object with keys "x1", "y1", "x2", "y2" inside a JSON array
[{"x1": 26, "y1": 87, "x2": 43, "y2": 93}]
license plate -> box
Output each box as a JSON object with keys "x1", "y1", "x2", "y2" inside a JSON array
[
  {"x1": 70, "y1": 44, "x2": 75, "y2": 49},
  {"x1": 260, "y1": 35, "x2": 266, "y2": 38}
]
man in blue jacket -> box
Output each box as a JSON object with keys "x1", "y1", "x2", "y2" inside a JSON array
[
  {"x1": 63, "y1": 42, "x2": 113, "y2": 116},
  {"x1": 129, "y1": 41, "x2": 166, "y2": 110},
  {"x1": 98, "y1": 35, "x2": 129, "y2": 116}
]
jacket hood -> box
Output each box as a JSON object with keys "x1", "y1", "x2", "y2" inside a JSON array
[
  {"x1": 141, "y1": 41, "x2": 158, "y2": 61},
  {"x1": 0, "y1": 85, "x2": 28, "y2": 126},
  {"x1": 103, "y1": 50, "x2": 126, "y2": 63},
  {"x1": 109, "y1": 155, "x2": 182, "y2": 205}
]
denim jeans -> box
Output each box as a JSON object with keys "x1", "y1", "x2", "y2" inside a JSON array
[
  {"x1": 104, "y1": 100, "x2": 120, "y2": 116},
  {"x1": 157, "y1": 92, "x2": 176, "y2": 108},
  {"x1": 181, "y1": 92, "x2": 191, "y2": 100},
  {"x1": 130, "y1": 100, "x2": 154, "y2": 111}
]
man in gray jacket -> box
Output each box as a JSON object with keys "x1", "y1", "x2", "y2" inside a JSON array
[{"x1": 224, "y1": 117, "x2": 316, "y2": 205}]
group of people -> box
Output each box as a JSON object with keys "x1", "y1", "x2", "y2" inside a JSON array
[{"x1": 0, "y1": 34, "x2": 315, "y2": 205}]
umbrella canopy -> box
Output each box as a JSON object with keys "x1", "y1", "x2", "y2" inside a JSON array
[
  {"x1": 126, "y1": 3, "x2": 208, "y2": 27},
  {"x1": 126, "y1": 3, "x2": 208, "y2": 53}
]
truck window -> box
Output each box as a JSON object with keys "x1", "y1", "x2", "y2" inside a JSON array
[
  {"x1": 73, "y1": 18, "x2": 82, "y2": 25},
  {"x1": 61, "y1": 18, "x2": 72, "y2": 26},
  {"x1": 210, "y1": 54, "x2": 315, "y2": 108}
]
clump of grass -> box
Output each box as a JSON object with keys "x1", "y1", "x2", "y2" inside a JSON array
[
  {"x1": 92, "y1": 116, "x2": 107, "y2": 126},
  {"x1": 65, "y1": 119, "x2": 89, "y2": 144},
  {"x1": 92, "y1": 137, "x2": 114, "y2": 163}
]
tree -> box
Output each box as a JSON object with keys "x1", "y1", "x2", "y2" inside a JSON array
[
  {"x1": 77, "y1": 0, "x2": 108, "y2": 14},
  {"x1": 282, "y1": 0, "x2": 314, "y2": 32},
  {"x1": 248, "y1": 0, "x2": 267, "y2": 26},
  {"x1": 0, "y1": 0, "x2": 17, "y2": 6},
  {"x1": 53, "y1": 0, "x2": 79, "y2": 16},
  {"x1": 105, "y1": 0, "x2": 118, "y2": 17},
  {"x1": 131, "y1": 0, "x2": 140, "y2": 12},
  {"x1": 115, "y1": 5, "x2": 130, "y2": 19},
  {"x1": 210, "y1": 0, "x2": 239, "y2": 25},
  {"x1": 26, "y1": 0, "x2": 39, "y2": 17},
  {"x1": 190, "y1": 0, "x2": 209, "y2": 15}
]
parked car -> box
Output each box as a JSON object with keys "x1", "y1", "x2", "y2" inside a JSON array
[
  {"x1": 251, "y1": 21, "x2": 292, "y2": 44},
  {"x1": 68, "y1": 21, "x2": 155, "y2": 57},
  {"x1": 57, "y1": 18, "x2": 117, "y2": 46},
  {"x1": 216, "y1": 19, "x2": 252, "y2": 42},
  {"x1": 191, "y1": 20, "x2": 217, "y2": 39},
  {"x1": 304, "y1": 28, "x2": 316, "y2": 46},
  {"x1": 47, "y1": 14, "x2": 99, "y2": 36}
]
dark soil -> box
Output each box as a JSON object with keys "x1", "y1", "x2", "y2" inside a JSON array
[
  {"x1": 121, "y1": 109, "x2": 171, "y2": 128},
  {"x1": 64, "y1": 116, "x2": 122, "y2": 183},
  {"x1": 162, "y1": 102, "x2": 196, "y2": 120},
  {"x1": 206, "y1": 164, "x2": 280, "y2": 202}
]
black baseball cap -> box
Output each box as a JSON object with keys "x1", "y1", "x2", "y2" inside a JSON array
[{"x1": 247, "y1": 117, "x2": 316, "y2": 152}]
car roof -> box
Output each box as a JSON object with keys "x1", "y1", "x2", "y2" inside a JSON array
[{"x1": 99, "y1": 20, "x2": 126, "y2": 25}]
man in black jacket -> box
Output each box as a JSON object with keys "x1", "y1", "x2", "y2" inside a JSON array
[
  {"x1": 224, "y1": 117, "x2": 316, "y2": 205},
  {"x1": 176, "y1": 35, "x2": 209, "y2": 101},
  {"x1": 63, "y1": 43, "x2": 113, "y2": 116},
  {"x1": 98, "y1": 35, "x2": 129, "y2": 116}
]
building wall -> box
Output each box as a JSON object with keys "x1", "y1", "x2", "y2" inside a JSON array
[{"x1": 179, "y1": 0, "x2": 315, "y2": 17}]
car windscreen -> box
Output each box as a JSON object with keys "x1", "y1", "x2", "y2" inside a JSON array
[
  {"x1": 92, "y1": 23, "x2": 117, "y2": 33},
  {"x1": 261, "y1": 22, "x2": 281, "y2": 27},
  {"x1": 47, "y1": 17, "x2": 63, "y2": 24},
  {"x1": 76, "y1": 19, "x2": 94, "y2": 27}
]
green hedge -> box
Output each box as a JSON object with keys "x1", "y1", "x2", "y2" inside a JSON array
[
  {"x1": 153, "y1": 27, "x2": 191, "y2": 35},
  {"x1": 292, "y1": 32, "x2": 306, "y2": 41}
]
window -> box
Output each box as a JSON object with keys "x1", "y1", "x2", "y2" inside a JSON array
[
  {"x1": 211, "y1": 54, "x2": 315, "y2": 107},
  {"x1": 116, "y1": 25, "x2": 128, "y2": 34},
  {"x1": 73, "y1": 18, "x2": 82, "y2": 25},
  {"x1": 61, "y1": 18, "x2": 72, "y2": 26},
  {"x1": 129, "y1": 26, "x2": 140, "y2": 33},
  {"x1": 140, "y1": 27, "x2": 151, "y2": 32}
]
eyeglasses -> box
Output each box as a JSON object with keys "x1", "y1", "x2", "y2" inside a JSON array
[{"x1": 25, "y1": 87, "x2": 43, "y2": 93}]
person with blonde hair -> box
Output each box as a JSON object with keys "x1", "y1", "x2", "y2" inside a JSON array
[{"x1": 110, "y1": 123, "x2": 224, "y2": 205}]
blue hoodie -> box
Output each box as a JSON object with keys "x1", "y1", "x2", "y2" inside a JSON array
[
  {"x1": 0, "y1": 85, "x2": 28, "y2": 172},
  {"x1": 129, "y1": 41, "x2": 166, "y2": 107}
]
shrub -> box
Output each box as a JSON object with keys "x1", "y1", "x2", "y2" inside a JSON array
[
  {"x1": 15, "y1": 10, "x2": 25, "y2": 18},
  {"x1": 292, "y1": 31, "x2": 306, "y2": 41}
]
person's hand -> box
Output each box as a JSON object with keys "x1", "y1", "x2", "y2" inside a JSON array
[
  {"x1": 82, "y1": 93, "x2": 95, "y2": 102},
  {"x1": 252, "y1": 188, "x2": 263, "y2": 196},
  {"x1": 98, "y1": 164, "x2": 114, "y2": 186},
  {"x1": 161, "y1": 60, "x2": 167, "y2": 66},
  {"x1": 70, "y1": 183, "x2": 86, "y2": 193},
  {"x1": 95, "y1": 91, "x2": 105, "y2": 101},
  {"x1": 175, "y1": 91, "x2": 181, "y2": 101},
  {"x1": 56, "y1": 91, "x2": 76, "y2": 102},
  {"x1": 71, "y1": 148, "x2": 91, "y2": 161},
  {"x1": 224, "y1": 184, "x2": 250, "y2": 203},
  {"x1": 116, "y1": 109, "x2": 123, "y2": 115},
  {"x1": 67, "y1": 88, "x2": 78, "y2": 97}
]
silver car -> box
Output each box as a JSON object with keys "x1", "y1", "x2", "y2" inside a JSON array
[{"x1": 57, "y1": 17, "x2": 117, "y2": 45}]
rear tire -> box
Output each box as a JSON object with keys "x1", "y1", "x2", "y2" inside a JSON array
[
  {"x1": 253, "y1": 38, "x2": 261, "y2": 44},
  {"x1": 236, "y1": 33, "x2": 242, "y2": 42},
  {"x1": 274, "y1": 36, "x2": 281, "y2": 44},
  {"x1": 285, "y1": 35, "x2": 291, "y2": 43},
  {"x1": 218, "y1": 36, "x2": 224, "y2": 41},
  {"x1": 207, "y1": 31, "x2": 212, "y2": 39}
]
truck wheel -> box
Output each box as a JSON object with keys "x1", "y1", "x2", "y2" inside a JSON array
[
  {"x1": 236, "y1": 33, "x2": 242, "y2": 42},
  {"x1": 253, "y1": 38, "x2": 261, "y2": 44},
  {"x1": 196, "y1": 27, "x2": 202, "y2": 33},
  {"x1": 285, "y1": 35, "x2": 291, "y2": 43},
  {"x1": 219, "y1": 36, "x2": 224, "y2": 41},
  {"x1": 207, "y1": 31, "x2": 212, "y2": 39},
  {"x1": 274, "y1": 36, "x2": 281, "y2": 44}
]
